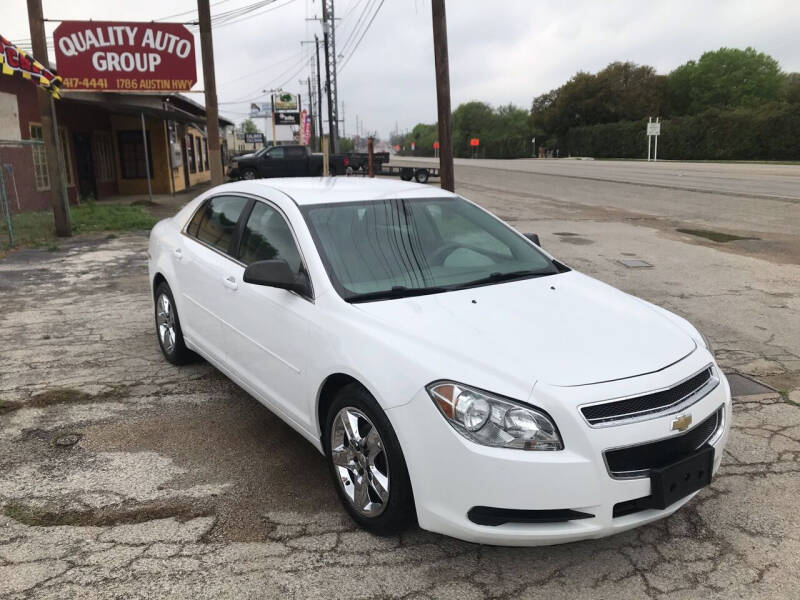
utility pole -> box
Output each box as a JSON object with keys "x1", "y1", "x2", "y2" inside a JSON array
[
  {"x1": 314, "y1": 36, "x2": 324, "y2": 154},
  {"x1": 321, "y1": 0, "x2": 339, "y2": 154},
  {"x1": 27, "y1": 0, "x2": 70, "y2": 236},
  {"x1": 431, "y1": 0, "x2": 454, "y2": 192},
  {"x1": 198, "y1": 0, "x2": 223, "y2": 185}
]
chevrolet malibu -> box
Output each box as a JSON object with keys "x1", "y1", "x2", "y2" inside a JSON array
[{"x1": 147, "y1": 178, "x2": 731, "y2": 546}]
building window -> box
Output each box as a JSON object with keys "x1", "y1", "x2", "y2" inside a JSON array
[
  {"x1": 29, "y1": 123, "x2": 50, "y2": 190},
  {"x1": 58, "y1": 126, "x2": 74, "y2": 187},
  {"x1": 92, "y1": 132, "x2": 115, "y2": 182},
  {"x1": 187, "y1": 134, "x2": 196, "y2": 173},
  {"x1": 196, "y1": 136, "x2": 204, "y2": 172},
  {"x1": 204, "y1": 138, "x2": 209, "y2": 170},
  {"x1": 117, "y1": 130, "x2": 153, "y2": 179}
]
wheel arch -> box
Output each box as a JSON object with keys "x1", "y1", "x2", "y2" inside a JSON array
[
  {"x1": 316, "y1": 373, "x2": 370, "y2": 448},
  {"x1": 152, "y1": 272, "x2": 168, "y2": 298}
]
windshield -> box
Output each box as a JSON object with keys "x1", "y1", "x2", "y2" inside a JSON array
[{"x1": 302, "y1": 197, "x2": 560, "y2": 302}]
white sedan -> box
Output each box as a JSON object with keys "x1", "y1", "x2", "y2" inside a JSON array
[{"x1": 147, "y1": 177, "x2": 731, "y2": 546}]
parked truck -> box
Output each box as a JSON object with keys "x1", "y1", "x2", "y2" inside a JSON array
[{"x1": 227, "y1": 145, "x2": 390, "y2": 180}]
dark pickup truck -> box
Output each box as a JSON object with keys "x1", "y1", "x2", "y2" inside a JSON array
[{"x1": 227, "y1": 144, "x2": 389, "y2": 179}]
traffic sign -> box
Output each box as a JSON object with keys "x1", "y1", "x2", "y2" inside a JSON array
[
  {"x1": 433, "y1": 141, "x2": 439, "y2": 149},
  {"x1": 470, "y1": 138, "x2": 480, "y2": 147}
]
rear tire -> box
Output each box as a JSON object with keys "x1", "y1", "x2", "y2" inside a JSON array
[
  {"x1": 323, "y1": 384, "x2": 416, "y2": 536},
  {"x1": 154, "y1": 282, "x2": 195, "y2": 365},
  {"x1": 400, "y1": 167, "x2": 414, "y2": 181}
]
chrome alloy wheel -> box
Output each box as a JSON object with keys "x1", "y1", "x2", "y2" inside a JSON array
[
  {"x1": 156, "y1": 293, "x2": 177, "y2": 354},
  {"x1": 330, "y1": 407, "x2": 390, "y2": 517}
]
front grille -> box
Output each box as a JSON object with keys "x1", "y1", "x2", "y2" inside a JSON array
[
  {"x1": 582, "y1": 367, "x2": 715, "y2": 426},
  {"x1": 604, "y1": 407, "x2": 722, "y2": 478}
]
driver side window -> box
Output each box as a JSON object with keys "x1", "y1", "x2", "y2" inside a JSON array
[
  {"x1": 267, "y1": 147, "x2": 285, "y2": 160},
  {"x1": 238, "y1": 202, "x2": 303, "y2": 274},
  {"x1": 425, "y1": 204, "x2": 513, "y2": 258}
]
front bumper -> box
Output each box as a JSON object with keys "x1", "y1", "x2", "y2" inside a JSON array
[{"x1": 387, "y1": 350, "x2": 732, "y2": 546}]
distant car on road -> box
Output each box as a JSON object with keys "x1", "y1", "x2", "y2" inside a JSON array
[
  {"x1": 148, "y1": 177, "x2": 731, "y2": 545},
  {"x1": 227, "y1": 144, "x2": 389, "y2": 180}
]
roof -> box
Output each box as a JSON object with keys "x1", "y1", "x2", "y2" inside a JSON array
[{"x1": 229, "y1": 177, "x2": 457, "y2": 206}]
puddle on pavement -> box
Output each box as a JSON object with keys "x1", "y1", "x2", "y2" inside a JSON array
[{"x1": 725, "y1": 373, "x2": 778, "y2": 397}]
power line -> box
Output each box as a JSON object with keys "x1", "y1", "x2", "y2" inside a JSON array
[
  {"x1": 339, "y1": 0, "x2": 384, "y2": 73},
  {"x1": 338, "y1": 0, "x2": 374, "y2": 57}
]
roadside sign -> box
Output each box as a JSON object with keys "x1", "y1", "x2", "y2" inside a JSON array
[
  {"x1": 250, "y1": 102, "x2": 269, "y2": 117},
  {"x1": 275, "y1": 112, "x2": 300, "y2": 125},
  {"x1": 647, "y1": 122, "x2": 661, "y2": 136},
  {"x1": 244, "y1": 133, "x2": 264, "y2": 144},
  {"x1": 272, "y1": 93, "x2": 299, "y2": 112},
  {"x1": 53, "y1": 21, "x2": 196, "y2": 92},
  {"x1": 410, "y1": 142, "x2": 416, "y2": 151},
  {"x1": 646, "y1": 117, "x2": 661, "y2": 161},
  {"x1": 470, "y1": 138, "x2": 480, "y2": 147},
  {"x1": 433, "y1": 141, "x2": 439, "y2": 149}
]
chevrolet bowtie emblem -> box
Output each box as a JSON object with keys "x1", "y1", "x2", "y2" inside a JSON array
[{"x1": 671, "y1": 414, "x2": 692, "y2": 432}]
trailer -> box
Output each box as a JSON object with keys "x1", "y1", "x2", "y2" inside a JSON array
[{"x1": 350, "y1": 163, "x2": 440, "y2": 183}]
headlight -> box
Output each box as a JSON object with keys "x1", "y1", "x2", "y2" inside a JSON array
[{"x1": 427, "y1": 381, "x2": 563, "y2": 451}]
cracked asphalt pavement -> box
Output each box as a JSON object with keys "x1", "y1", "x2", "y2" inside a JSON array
[{"x1": 1, "y1": 163, "x2": 799, "y2": 599}]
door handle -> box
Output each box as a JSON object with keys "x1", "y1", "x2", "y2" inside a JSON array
[
  {"x1": 173, "y1": 248, "x2": 183, "y2": 261},
  {"x1": 223, "y1": 275, "x2": 238, "y2": 290}
]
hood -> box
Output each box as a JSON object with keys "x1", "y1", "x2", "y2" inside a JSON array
[
  {"x1": 234, "y1": 153, "x2": 256, "y2": 160},
  {"x1": 353, "y1": 271, "x2": 695, "y2": 387}
]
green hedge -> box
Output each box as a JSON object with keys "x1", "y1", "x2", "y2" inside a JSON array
[{"x1": 561, "y1": 104, "x2": 800, "y2": 160}]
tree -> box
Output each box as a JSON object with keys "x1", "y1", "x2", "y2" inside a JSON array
[
  {"x1": 240, "y1": 118, "x2": 259, "y2": 134},
  {"x1": 783, "y1": 73, "x2": 800, "y2": 104},
  {"x1": 664, "y1": 47, "x2": 783, "y2": 115}
]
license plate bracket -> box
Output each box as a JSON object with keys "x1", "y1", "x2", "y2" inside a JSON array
[{"x1": 649, "y1": 445, "x2": 715, "y2": 510}]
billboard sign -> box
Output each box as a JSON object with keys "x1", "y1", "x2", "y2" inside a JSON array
[
  {"x1": 53, "y1": 21, "x2": 196, "y2": 92},
  {"x1": 249, "y1": 102, "x2": 270, "y2": 118},
  {"x1": 275, "y1": 112, "x2": 300, "y2": 125},
  {"x1": 272, "y1": 92, "x2": 299, "y2": 112}
]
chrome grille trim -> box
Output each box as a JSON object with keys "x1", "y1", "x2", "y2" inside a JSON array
[{"x1": 580, "y1": 365, "x2": 718, "y2": 428}]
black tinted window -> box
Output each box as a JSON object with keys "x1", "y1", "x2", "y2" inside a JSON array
[
  {"x1": 239, "y1": 202, "x2": 303, "y2": 272},
  {"x1": 192, "y1": 196, "x2": 249, "y2": 254},
  {"x1": 286, "y1": 146, "x2": 305, "y2": 158}
]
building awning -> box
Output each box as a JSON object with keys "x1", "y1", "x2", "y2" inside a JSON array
[{"x1": 59, "y1": 92, "x2": 233, "y2": 129}]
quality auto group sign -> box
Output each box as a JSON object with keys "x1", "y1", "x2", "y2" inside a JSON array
[{"x1": 53, "y1": 21, "x2": 196, "y2": 92}]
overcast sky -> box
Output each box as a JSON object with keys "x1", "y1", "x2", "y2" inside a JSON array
[{"x1": 5, "y1": 0, "x2": 800, "y2": 138}]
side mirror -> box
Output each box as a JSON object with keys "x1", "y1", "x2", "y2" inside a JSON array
[
  {"x1": 243, "y1": 259, "x2": 311, "y2": 297},
  {"x1": 524, "y1": 233, "x2": 541, "y2": 247}
]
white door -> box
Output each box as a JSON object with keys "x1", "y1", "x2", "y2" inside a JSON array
[
  {"x1": 219, "y1": 200, "x2": 317, "y2": 432},
  {"x1": 178, "y1": 194, "x2": 250, "y2": 363}
]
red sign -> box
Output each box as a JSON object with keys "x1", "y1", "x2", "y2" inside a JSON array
[
  {"x1": 469, "y1": 138, "x2": 480, "y2": 147},
  {"x1": 433, "y1": 141, "x2": 439, "y2": 149},
  {"x1": 53, "y1": 21, "x2": 196, "y2": 92}
]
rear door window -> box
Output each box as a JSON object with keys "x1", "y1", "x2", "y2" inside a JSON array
[{"x1": 189, "y1": 195, "x2": 249, "y2": 255}]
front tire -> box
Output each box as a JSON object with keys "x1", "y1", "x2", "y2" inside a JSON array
[
  {"x1": 154, "y1": 282, "x2": 194, "y2": 365},
  {"x1": 324, "y1": 384, "x2": 416, "y2": 535},
  {"x1": 241, "y1": 168, "x2": 257, "y2": 180}
]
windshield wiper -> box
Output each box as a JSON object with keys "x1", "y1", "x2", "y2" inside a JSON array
[
  {"x1": 452, "y1": 269, "x2": 554, "y2": 290},
  {"x1": 345, "y1": 285, "x2": 449, "y2": 303}
]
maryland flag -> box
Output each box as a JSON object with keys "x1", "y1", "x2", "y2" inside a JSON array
[{"x1": 0, "y1": 35, "x2": 62, "y2": 99}]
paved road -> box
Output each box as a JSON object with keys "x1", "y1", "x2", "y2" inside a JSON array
[
  {"x1": 392, "y1": 157, "x2": 800, "y2": 263},
  {"x1": 396, "y1": 157, "x2": 800, "y2": 201}
]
